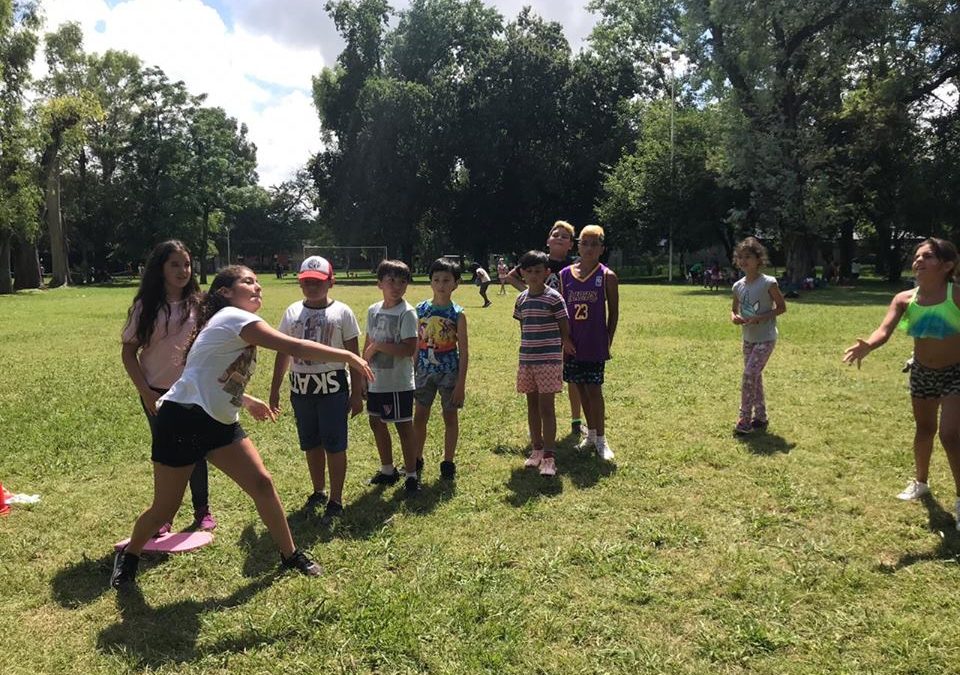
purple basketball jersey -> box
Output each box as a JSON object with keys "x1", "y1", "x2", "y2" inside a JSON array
[{"x1": 560, "y1": 263, "x2": 609, "y2": 362}]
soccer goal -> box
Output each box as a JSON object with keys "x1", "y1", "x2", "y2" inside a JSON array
[{"x1": 301, "y1": 245, "x2": 388, "y2": 278}]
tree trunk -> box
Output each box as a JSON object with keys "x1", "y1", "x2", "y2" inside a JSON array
[
  {"x1": 838, "y1": 220, "x2": 854, "y2": 280},
  {"x1": 0, "y1": 230, "x2": 11, "y2": 295},
  {"x1": 12, "y1": 234, "x2": 41, "y2": 290},
  {"x1": 44, "y1": 144, "x2": 69, "y2": 287},
  {"x1": 784, "y1": 232, "x2": 818, "y2": 287},
  {"x1": 200, "y1": 205, "x2": 210, "y2": 285}
]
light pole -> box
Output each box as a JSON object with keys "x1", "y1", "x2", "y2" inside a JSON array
[{"x1": 659, "y1": 49, "x2": 680, "y2": 282}]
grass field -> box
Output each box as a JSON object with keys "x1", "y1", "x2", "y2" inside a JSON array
[{"x1": 1, "y1": 276, "x2": 959, "y2": 674}]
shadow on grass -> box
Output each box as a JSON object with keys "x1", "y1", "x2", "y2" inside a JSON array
[
  {"x1": 889, "y1": 494, "x2": 960, "y2": 570},
  {"x1": 735, "y1": 431, "x2": 796, "y2": 455},
  {"x1": 237, "y1": 479, "x2": 455, "y2": 577},
  {"x1": 96, "y1": 574, "x2": 289, "y2": 668},
  {"x1": 51, "y1": 551, "x2": 174, "y2": 609},
  {"x1": 504, "y1": 465, "x2": 563, "y2": 506}
]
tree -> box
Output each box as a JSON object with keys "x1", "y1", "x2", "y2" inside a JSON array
[
  {"x1": 0, "y1": 0, "x2": 41, "y2": 294},
  {"x1": 681, "y1": 0, "x2": 892, "y2": 283},
  {"x1": 187, "y1": 106, "x2": 258, "y2": 282},
  {"x1": 597, "y1": 101, "x2": 735, "y2": 256},
  {"x1": 37, "y1": 22, "x2": 102, "y2": 286}
]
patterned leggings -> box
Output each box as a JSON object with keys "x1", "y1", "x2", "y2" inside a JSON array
[{"x1": 740, "y1": 340, "x2": 775, "y2": 422}]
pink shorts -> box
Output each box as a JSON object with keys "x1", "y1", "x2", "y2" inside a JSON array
[{"x1": 516, "y1": 363, "x2": 563, "y2": 394}]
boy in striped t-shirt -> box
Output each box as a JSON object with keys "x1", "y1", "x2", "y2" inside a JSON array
[{"x1": 513, "y1": 250, "x2": 575, "y2": 476}]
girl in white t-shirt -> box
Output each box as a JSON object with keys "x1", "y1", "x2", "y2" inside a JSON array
[
  {"x1": 111, "y1": 266, "x2": 375, "y2": 588},
  {"x1": 121, "y1": 240, "x2": 216, "y2": 533}
]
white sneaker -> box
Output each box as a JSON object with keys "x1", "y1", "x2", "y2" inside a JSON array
[
  {"x1": 896, "y1": 479, "x2": 930, "y2": 501},
  {"x1": 596, "y1": 441, "x2": 615, "y2": 462},
  {"x1": 576, "y1": 436, "x2": 596, "y2": 451}
]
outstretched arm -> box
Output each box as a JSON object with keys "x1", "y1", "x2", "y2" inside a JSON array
[
  {"x1": 843, "y1": 291, "x2": 910, "y2": 368},
  {"x1": 241, "y1": 320, "x2": 374, "y2": 383}
]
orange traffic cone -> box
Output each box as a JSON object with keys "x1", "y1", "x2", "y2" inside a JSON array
[{"x1": 0, "y1": 482, "x2": 10, "y2": 516}]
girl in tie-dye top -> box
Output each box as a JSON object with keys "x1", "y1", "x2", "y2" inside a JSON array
[{"x1": 844, "y1": 238, "x2": 960, "y2": 526}]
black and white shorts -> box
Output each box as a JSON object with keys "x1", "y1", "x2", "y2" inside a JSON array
[{"x1": 908, "y1": 361, "x2": 960, "y2": 399}]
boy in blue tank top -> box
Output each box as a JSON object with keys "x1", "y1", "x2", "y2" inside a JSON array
[
  {"x1": 413, "y1": 259, "x2": 469, "y2": 480},
  {"x1": 559, "y1": 225, "x2": 619, "y2": 461}
]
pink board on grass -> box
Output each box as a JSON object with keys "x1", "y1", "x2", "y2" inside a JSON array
[{"x1": 114, "y1": 531, "x2": 213, "y2": 553}]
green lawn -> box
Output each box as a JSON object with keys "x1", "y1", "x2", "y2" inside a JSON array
[{"x1": 1, "y1": 277, "x2": 958, "y2": 674}]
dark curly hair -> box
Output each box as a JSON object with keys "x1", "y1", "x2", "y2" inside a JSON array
[{"x1": 733, "y1": 237, "x2": 770, "y2": 267}]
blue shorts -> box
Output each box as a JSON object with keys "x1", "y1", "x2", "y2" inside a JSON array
[
  {"x1": 563, "y1": 358, "x2": 605, "y2": 385},
  {"x1": 367, "y1": 390, "x2": 414, "y2": 423},
  {"x1": 290, "y1": 389, "x2": 349, "y2": 453}
]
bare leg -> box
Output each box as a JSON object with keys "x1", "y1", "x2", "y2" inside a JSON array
[
  {"x1": 526, "y1": 392, "x2": 543, "y2": 449},
  {"x1": 583, "y1": 384, "x2": 605, "y2": 436},
  {"x1": 326, "y1": 451, "x2": 347, "y2": 505},
  {"x1": 568, "y1": 385, "x2": 582, "y2": 428},
  {"x1": 938, "y1": 396, "x2": 960, "y2": 495},
  {"x1": 369, "y1": 415, "x2": 394, "y2": 467},
  {"x1": 127, "y1": 463, "x2": 194, "y2": 555},
  {"x1": 207, "y1": 438, "x2": 295, "y2": 558},
  {"x1": 304, "y1": 447, "x2": 326, "y2": 494},
  {"x1": 575, "y1": 382, "x2": 594, "y2": 430},
  {"x1": 414, "y1": 402, "x2": 431, "y2": 462},
  {"x1": 442, "y1": 409, "x2": 459, "y2": 462},
  {"x1": 911, "y1": 397, "x2": 939, "y2": 484},
  {"x1": 395, "y1": 421, "x2": 418, "y2": 475},
  {"x1": 538, "y1": 393, "x2": 557, "y2": 450}
]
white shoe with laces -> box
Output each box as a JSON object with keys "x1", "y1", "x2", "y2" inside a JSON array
[
  {"x1": 896, "y1": 479, "x2": 930, "y2": 501},
  {"x1": 596, "y1": 441, "x2": 615, "y2": 462}
]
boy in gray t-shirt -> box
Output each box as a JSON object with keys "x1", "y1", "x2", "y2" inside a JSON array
[{"x1": 363, "y1": 260, "x2": 421, "y2": 493}]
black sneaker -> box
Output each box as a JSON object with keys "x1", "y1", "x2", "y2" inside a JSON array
[
  {"x1": 281, "y1": 548, "x2": 322, "y2": 577},
  {"x1": 320, "y1": 501, "x2": 344, "y2": 525},
  {"x1": 440, "y1": 460, "x2": 456, "y2": 480},
  {"x1": 416, "y1": 456, "x2": 424, "y2": 480},
  {"x1": 368, "y1": 468, "x2": 400, "y2": 486},
  {"x1": 572, "y1": 420, "x2": 582, "y2": 436},
  {"x1": 304, "y1": 490, "x2": 328, "y2": 510},
  {"x1": 751, "y1": 419, "x2": 769, "y2": 431},
  {"x1": 404, "y1": 476, "x2": 420, "y2": 494},
  {"x1": 110, "y1": 547, "x2": 139, "y2": 589}
]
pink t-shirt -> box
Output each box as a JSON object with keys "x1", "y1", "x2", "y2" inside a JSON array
[{"x1": 122, "y1": 299, "x2": 196, "y2": 389}]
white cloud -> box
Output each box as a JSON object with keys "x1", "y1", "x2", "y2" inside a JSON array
[
  {"x1": 36, "y1": 0, "x2": 597, "y2": 187},
  {"x1": 38, "y1": 0, "x2": 326, "y2": 187}
]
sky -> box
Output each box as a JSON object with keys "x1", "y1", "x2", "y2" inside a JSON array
[{"x1": 39, "y1": 0, "x2": 599, "y2": 188}]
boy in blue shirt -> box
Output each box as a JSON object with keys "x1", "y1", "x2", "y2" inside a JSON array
[{"x1": 413, "y1": 259, "x2": 469, "y2": 480}]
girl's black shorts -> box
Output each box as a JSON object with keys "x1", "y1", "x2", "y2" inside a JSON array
[{"x1": 152, "y1": 401, "x2": 246, "y2": 467}]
